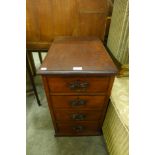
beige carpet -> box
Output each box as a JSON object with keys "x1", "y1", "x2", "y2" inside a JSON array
[{"x1": 26, "y1": 76, "x2": 109, "y2": 155}]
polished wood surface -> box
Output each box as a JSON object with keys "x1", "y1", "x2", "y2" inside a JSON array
[
  {"x1": 51, "y1": 95, "x2": 106, "y2": 109},
  {"x1": 57, "y1": 122, "x2": 101, "y2": 136},
  {"x1": 39, "y1": 37, "x2": 117, "y2": 136},
  {"x1": 54, "y1": 110, "x2": 102, "y2": 121},
  {"x1": 47, "y1": 76, "x2": 110, "y2": 93},
  {"x1": 26, "y1": 0, "x2": 113, "y2": 49},
  {"x1": 38, "y1": 37, "x2": 118, "y2": 75}
]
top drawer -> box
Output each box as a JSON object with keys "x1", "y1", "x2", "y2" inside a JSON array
[{"x1": 46, "y1": 77, "x2": 110, "y2": 93}]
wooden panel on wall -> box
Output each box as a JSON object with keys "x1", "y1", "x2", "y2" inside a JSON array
[
  {"x1": 26, "y1": 0, "x2": 112, "y2": 49},
  {"x1": 78, "y1": 0, "x2": 108, "y2": 12},
  {"x1": 26, "y1": 0, "x2": 40, "y2": 42},
  {"x1": 76, "y1": 13, "x2": 106, "y2": 38}
]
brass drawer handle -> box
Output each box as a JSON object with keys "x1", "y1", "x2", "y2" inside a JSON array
[
  {"x1": 68, "y1": 80, "x2": 89, "y2": 90},
  {"x1": 72, "y1": 114, "x2": 86, "y2": 120},
  {"x1": 72, "y1": 125, "x2": 85, "y2": 132},
  {"x1": 70, "y1": 98, "x2": 87, "y2": 106}
]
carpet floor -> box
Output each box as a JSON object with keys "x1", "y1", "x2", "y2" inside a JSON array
[{"x1": 26, "y1": 75, "x2": 109, "y2": 155}]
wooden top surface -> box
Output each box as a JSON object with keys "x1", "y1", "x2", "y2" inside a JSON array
[{"x1": 38, "y1": 37, "x2": 118, "y2": 75}]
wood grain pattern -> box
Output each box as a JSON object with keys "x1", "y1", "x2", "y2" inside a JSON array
[
  {"x1": 38, "y1": 37, "x2": 118, "y2": 75},
  {"x1": 39, "y1": 37, "x2": 118, "y2": 136},
  {"x1": 26, "y1": 0, "x2": 112, "y2": 49},
  {"x1": 54, "y1": 110, "x2": 102, "y2": 121},
  {"x1": 78, "y1": 0, "x2": 108, "y2": 12},
  {"x1": 47, "y1": 77, "x2": 110, "y2": 93},
  {"x1": 75, "y1": 13, "x2": 106, "y2": 39},
  {"x1": 50, "y1": 95, "x2": 106, "y2": 109},
  {"x1": 57, "y1": 122, "x2": 101, "y2": 136},
  {"x1": 98, "y1": 76, "x2": 115, "y2": 128},
  {"x1": 42, "y1": 76, "x2": 58, "y2": 132}
]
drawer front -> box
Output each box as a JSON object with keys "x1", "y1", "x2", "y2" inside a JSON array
[
  {"x1": 54, "y1": 110, "x2": 102, "y2": 121},
  {"x1": 57, "y1": 122, "x2": 100, "y2": 135},
  {"x1": 47, "y1": 77, "x2": 110, "y2": 93},
  {"x1": 51, "y1": 95, "x2": 106, "y2": 109}
]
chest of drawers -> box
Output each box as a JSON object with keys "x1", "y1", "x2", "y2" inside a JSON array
[{"x1": 38, "y1": 37, "x2": 118, "y2": 136}]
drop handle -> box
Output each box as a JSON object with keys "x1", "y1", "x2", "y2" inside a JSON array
[
  {"x1": 68, "y1": 80, "x2": 89, "y2": 90},
  {"x1": 70, "y1": 98, "x2": 87, "y2": 106},
  {"x1": 72, "y1": 114, "x2": 86, "y2": 120},
  {"x1": 72, "y1": 125, "x2": 84, "y2": 132}
]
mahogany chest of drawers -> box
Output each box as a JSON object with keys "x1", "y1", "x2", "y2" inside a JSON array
[{"x1": 38, "y1": 37, "x2": 118, "y2": 136}]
